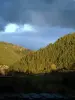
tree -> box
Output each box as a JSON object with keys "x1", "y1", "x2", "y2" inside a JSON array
[{"x1": 51, "y1": 64, "x2": 57, "y2": 71}]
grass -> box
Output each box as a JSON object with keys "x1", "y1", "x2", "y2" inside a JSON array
[{"x1": 0, "y1": 41, "x2": 32, "y2": 66}]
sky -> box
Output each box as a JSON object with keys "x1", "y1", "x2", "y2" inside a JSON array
[{"x1": 0, "y1": 0, "x2": 75, "y2": 50}]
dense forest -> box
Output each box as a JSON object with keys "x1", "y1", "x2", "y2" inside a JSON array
[
  {"x1": 7, "y1": 33, "x2": 75, "y2": 74},
  {"x1": 0, "y1": 33, "x2": 75, "y2": 96}
]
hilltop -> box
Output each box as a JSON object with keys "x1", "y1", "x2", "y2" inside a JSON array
[
  {"x1": 9, "y1": 33, "x2": 75, "y2": 74},
  {"x1": 0, "y1": 33, "x2": 75, "y2": 96},
  {"x1": 0, "y1": 41, "x2": 32, "y2": 66}
]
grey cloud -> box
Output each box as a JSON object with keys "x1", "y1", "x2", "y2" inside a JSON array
[{"x1": 0, "y1": 0, "x2": 75, "y2": 29}]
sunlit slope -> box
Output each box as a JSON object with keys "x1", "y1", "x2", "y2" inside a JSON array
[
  {"x1": 11, "y1": 33, "x2": 75, "y2": 73},
  {"x1": 0, "y1": 42, "x2": 32, "y2": 66}
]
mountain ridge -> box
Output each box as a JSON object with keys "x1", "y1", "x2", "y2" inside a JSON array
[{"x1": 9, "y1": 33, "x2": 75, "y2": 74}]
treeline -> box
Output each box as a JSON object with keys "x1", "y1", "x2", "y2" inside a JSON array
[{"x1": 8, "y1": 33, "x2": 75, "y2": 74}]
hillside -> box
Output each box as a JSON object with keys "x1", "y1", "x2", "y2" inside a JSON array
[
  {"x1": 0, "y1": 41, "x2": 32, "y2": 66},
  {"x1": 10, "y1": 33, "x2": 75, "y2": 74}
]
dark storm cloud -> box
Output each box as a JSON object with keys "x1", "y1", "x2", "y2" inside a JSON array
[{"x1": 0, "y1": 0, "x2": 75, "y2": 30}]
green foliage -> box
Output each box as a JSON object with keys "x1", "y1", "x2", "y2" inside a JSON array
[
  {"x1": 9, "y1": 33, "x2": 75, "y2": 74},
  {"x1": 51, "y1": 64, "x2": 57, "y2": 71}
]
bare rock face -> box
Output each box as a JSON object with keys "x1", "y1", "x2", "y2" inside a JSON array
[{"x1": 0, "y1": 65, "x2": 9, "y2": 75}]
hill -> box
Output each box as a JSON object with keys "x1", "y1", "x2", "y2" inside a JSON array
[
  {"x1": 9, "y1": 33, "x2": 75, "y2": 74},
  {"x1": 0, "y1": 41, "x2": 32, "y2": 66}
]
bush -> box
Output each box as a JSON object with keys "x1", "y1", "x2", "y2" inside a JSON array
[{"x1": 51, "y1": 64, "x2": 57, "y2": 71}]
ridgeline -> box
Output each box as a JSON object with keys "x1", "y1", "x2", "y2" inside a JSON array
[{"x1": 8, "y1": 33, "x2": 75, "y2": 74}]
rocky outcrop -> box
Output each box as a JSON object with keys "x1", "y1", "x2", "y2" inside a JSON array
[{"x1": 0, "y1": 65, "x2": 9, "y2": 75}]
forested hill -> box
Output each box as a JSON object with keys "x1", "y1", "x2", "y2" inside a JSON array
[
  {"x1": 0, "y1": 42, "x2": 32, "y2": 66},
  {"x1": 10, "y1": 33, "x2": 75, "y2": 74}
]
